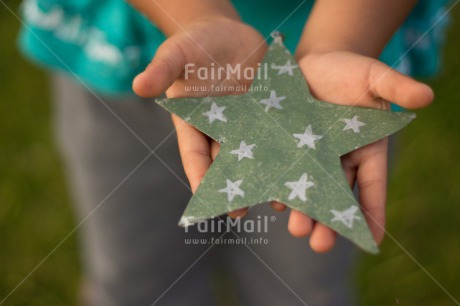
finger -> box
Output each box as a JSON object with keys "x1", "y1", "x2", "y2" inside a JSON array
[
  {"x1": 309, "y1": 223, "x2": 336, "y2": 253},
  {"x1": 356, "y1": 138, "x2": 388, "y2": 245},
  {"x1": 228, "y1": 208, "x2": 248, "y2": 219},
  {"x1": 288, "y1": 210, "x2": 313, "y2": 237},
  {"x1": 210, "y1": 140, "x2": 221, "y2": 161},
  {"x1": 341, "y1": 154, "x2": 358, "y2": 189},
  {"x1": 172, "y1": 114, "x2": 211, "y2": 193},
  {"x1": 133, "y1": 38, "x2": 187, "y2": 97},
  {"x1": 271, "y1": 201, "x2": 287, "y2": 212},
  {"x1": 369, "y1": 61, "x2": 434, "y2": 109}
]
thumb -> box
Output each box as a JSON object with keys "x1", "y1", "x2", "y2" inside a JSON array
[
  {"x1": 369, "y1": 60, "x2": 434, "y2": 109},
  {"x1": 133, "y1": 39, "x2": 187, "y2": 97}
]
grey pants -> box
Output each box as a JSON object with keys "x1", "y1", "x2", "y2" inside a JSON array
[{"x1": 51, "y1": 74, "x2": 355, "y2": 306}]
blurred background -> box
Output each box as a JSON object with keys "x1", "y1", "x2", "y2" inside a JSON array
[{"x1": 1, "y1": 1, "x2": 459, "y2": 305}]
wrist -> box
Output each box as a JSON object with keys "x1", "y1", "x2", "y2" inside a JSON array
[
  {"x1": 295, "y1": 0, "x2": 418, "y2": 60},
  {"x1": 178, "y1": 14, "x2": 241, "y2": 35},
  {"x1": 128, "y1": 0, "x2": 240, "y2": 37},
  {"x1": 295, "y1": 39, "x2": 379, "y2": 61}
]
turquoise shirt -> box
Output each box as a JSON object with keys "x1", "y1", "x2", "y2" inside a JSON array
[{"x1": 18, "y1": 0, "x2": 450, "y2": 95}]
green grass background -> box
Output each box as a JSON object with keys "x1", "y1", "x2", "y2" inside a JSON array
[{"x1": 0, "y1": 1, "x2": 459, "y2": 305}]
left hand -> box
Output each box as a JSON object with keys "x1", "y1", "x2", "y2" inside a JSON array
[{"x1": 272, "y1": 51, "x2": 433, "y2": 252}]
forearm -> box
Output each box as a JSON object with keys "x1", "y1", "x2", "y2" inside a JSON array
[
  {"x1": 128, "y1": 0, "x2": 240, "y2": 36},
  {"x1": 296, "y1": 0, "x2": 418, "y2": 58}
]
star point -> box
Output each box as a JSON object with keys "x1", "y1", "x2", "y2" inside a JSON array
[
  {"x1": 285, "y1": 173, "x2": 315, "y2": 202},
  {"x1": 218, "y1": 179, "x2": 244, "y2": 202},
  {"x1": 273, "y1": 59, "x2": 298, "y2": 76},
  {"x1": 230, "y1": 141, "x2": 255, "y2": 161},
  {"x1": 341, "y1": 116, "x2": 365, "y2": 133},
  {"x1": 330, "y1": 205, "x2": 361, "y2": 229},
  {"x1": 293, "y1": 125, "x2": 323, "y2": 149},
  {"x1": 203, "y1": 102, "x2": 227, "y2": 124},
  {"x1": 259, "y1": 90, "x2": 286, "y2": 112}
]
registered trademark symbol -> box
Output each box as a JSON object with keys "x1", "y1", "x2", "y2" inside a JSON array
[{"x1": 270, "y1": 216, "x2": 276, "y2": 222}]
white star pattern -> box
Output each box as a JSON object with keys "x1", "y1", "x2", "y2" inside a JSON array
[
  {"x1": 203, "y1": 102, "x2": 227, "y2": 124},
  {"x1": 260, "y1": 90, "x2": 286, "y2": 112},
  {"x1": 218, "y1": 179, "x2": 245, "y2": 202},
  {"x1": 230, "y1": 141, "x2": 255, "y2": 161},
  {"x1": 284, "y1": 173, "x2": 315, "y2": 202},
  {"x1": 293, "y1": 125, "x2": 323, "y2": 149},
  {"x1": 341, "y1": 116, "x2": 365, "y2": 133},
  {"x1": 273, "y1": 60, "x2": 298, "y2": 76},
  {"x1": 330, "y1": 205, "x2": 361, "y2": 228}
]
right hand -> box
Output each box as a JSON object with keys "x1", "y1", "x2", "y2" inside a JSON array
[{"x1": 133, "y1": 16, "x2": 266, "y2": 217}]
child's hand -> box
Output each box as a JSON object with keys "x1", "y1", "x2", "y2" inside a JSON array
[
  {"x1": 272, "y1": 51, "x2": 433, "y2": 252},
  {"x1": 133, "y1": 12, "x2": 434, "y2": 255},
  {"x1": 133, "y1": 16, "x2": 266, "y2": 218}
]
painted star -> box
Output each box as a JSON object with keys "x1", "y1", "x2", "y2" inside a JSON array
[
  {"x1": 342, "y1": 116, "x2": 365, "y2": 133},
  {"x1": 273, "y1": 59, "x2": 298, "y2": 76},
  {"x1": 230, "y1": 141, "x2": 256, "y2": 161},
  {"x1": 285, "y1": 173, "x2": 315, "y2": 202},
  {"x1": 218, "y1": 179, "x2": 245, "y2": 202},
  {"x1": 156, "y1": 35, "x2": 415, "y2": 253},
  {"x1": 293, "y1": 125, "x2": 323, "y2": 149},
  {"x1": 260, "y1": 90, "x2": 286, "y2": 112},
  {"x1": 331, "y1": 205, "x2": 361, "y2": 229},
  {"x1": 203, "y1": 102, "x2": 227, "y2": 123}
]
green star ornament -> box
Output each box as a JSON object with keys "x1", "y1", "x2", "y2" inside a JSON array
[{"x1": 156, "y1": 34, "x2": 415, "y2": 253}]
